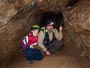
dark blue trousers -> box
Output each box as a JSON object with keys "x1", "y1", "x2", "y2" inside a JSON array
[{"x1": 25, "y1": 48, "x2": 43, "y2": 61}]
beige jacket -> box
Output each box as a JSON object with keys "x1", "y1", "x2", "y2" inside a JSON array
[{"x1": 38, "y1": 28, "x2": 63, "y2": 51}]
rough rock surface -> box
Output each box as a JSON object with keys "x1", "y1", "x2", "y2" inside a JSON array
[
  {"x1": 64, "y1": 0, "x2": 90, "y2": 57},
  {"x1": 0, "y1": 0, "x2": 39, "y2": 67},
  {"x1": 0, "y1": 0, "x2": 90, "y2": 68}
]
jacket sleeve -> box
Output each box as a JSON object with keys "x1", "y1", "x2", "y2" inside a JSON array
[
  {"x1": 54, "y1": 29, "x2": 63, "y2": 40},
  {"x1": 21, "y1": 36, "x2": 30, "y2": 49},
  {"x1": 38, "y1": 31, "x2": 47, "y2": 51}
]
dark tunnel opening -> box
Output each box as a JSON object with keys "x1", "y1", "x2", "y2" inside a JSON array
[{"x1": 40, "y1": 12, "x2": 64, "y2": 30}]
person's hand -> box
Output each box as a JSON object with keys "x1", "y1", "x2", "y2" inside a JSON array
[
  {"x1": 45, "y1": 51, "x2": 51, "y2": 56},
  {"x1": 30, "y1": 45, "x2": 34, "y2": 49},
  {"x1": 59, "y1": 26, "x2": 63, "y2": 32}
]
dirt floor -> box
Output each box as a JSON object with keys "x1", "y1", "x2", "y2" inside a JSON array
[{"x1": 7, "y1": 46, "x2": 90, "y2": 68}]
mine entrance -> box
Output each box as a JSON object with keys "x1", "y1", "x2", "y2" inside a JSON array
[{"x1": 40, "y1": 12, "x2": 64, "y2": 29}]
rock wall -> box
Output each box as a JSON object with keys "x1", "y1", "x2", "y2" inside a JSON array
[
  {"x1": 0, "y1": 0, "x2": 90, "y2": 67},
  {"x1": 0, "y1": 0, "x2": 40, "y2": 67},
  {"x1": 64, "y1": 0, "x2": 90, "y2": 57}
]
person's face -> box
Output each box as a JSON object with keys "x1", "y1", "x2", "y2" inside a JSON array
[
  {"x1": 46, "y1": 24, "x2": 54, "y2": 32},
  {"x1": 32, "y1": 29, "x2": 39, "y2": 36}
]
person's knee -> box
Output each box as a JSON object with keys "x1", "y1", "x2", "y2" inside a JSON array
[
  {"x1": 38, "y1": 55, "x2": 44, "y2": 60},
  {"x1": 60, "y1": 40, "x2": 64, "y2": 47},
  {"x1": 25, "y1": 49, "x2": 33, "y2": 56},
  {"x1": 34, "y1": 50, "x2": 44, "y2": 60}
]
